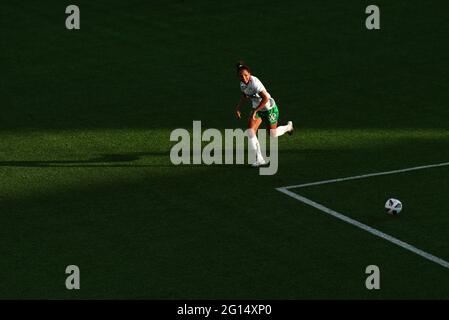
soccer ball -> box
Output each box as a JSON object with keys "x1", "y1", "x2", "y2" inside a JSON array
[{"x1": 385, "y1": 198, "x2": 402, "y2": 215}]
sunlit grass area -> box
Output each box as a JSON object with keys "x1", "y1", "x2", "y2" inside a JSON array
[{"x1": 1, "y1": 127, "x2": 448, "y2": 206}]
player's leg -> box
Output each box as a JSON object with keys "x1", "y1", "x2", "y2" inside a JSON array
[
  {"x1": 267, "y1": 105, "x2": 293, "y2": 137},
  {"x1": 248, "y1": 114, "x2": 265, "y2": 165},
  {"x1": 269, "y1": 121, "x2": 293, "y2": 137}
]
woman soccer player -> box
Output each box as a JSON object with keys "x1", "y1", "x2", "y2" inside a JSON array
[{"x1": 234, "y1": 62, "x2": 294, "y2": 166}]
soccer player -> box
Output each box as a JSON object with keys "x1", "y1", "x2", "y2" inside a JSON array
[{"x1": 234, "y1": 61, "x2": 294, "y2": 167}]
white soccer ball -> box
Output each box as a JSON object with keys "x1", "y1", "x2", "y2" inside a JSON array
[{"x1": 385, "y1": 198, "x2": 402, "y2": 215}]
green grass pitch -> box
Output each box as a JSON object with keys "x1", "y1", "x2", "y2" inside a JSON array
[{"x1": 1, "y1": 0, "x2": 448, "y2": 299}]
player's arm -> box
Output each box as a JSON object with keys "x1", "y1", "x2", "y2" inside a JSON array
[
  {"x1": 251, "y1": 90, "x2": 271, "y2": 120},
  {"x1": 235, "y1": 94, "x2": 248, "y2": 119}
]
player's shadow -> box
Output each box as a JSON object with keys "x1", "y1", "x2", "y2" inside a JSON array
[{"x1": 0, "y1": 152, "x2": 172, "y2": 168}]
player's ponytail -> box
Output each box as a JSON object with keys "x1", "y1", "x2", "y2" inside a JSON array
[{"x1": 236, "y1": 61, "x2": 250, "y2": 74}]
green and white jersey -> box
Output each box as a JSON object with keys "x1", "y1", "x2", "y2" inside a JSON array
[{"x1": 240, "y1": 76, "x2": 276, "y2": 111}]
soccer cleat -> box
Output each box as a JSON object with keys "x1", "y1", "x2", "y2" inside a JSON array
[
  {"x1": 251, "y1": 159, "x2": 268, "y2": 167},
  {"x1": 287, "y1": 121, "x2": 294, "y2": 135}
]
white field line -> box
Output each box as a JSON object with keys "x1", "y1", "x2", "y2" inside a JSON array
[
  {"x1": 275, "y1": 161, "x2": 449, "y2": 270},
  {"x1": 281, "y1": 161, "x2": 449, "y2": 190}
]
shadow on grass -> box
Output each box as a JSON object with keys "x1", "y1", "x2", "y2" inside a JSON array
[
  {"x1": 0, "y1": 152, "x2": 173, "y2": 168},
  {"x1": 0, "y1": 152, "x2": 262, "y2": 169}
]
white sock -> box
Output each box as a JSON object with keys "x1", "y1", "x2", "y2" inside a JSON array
[
  {"x1": 248, "y1": 133, "x2": 264, "y2": 162},
  {"x1": 270, "y1": 123, "x2": 292, "y2": 137}
]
